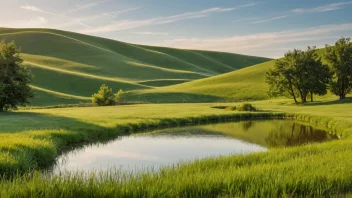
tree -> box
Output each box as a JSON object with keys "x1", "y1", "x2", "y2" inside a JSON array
[
  {"x1": 0, "y1": 41, "x2": 33, "y2": 112},
  {"x1": 92, "y1": 84, "x2": 115, "y2": 106},
  {"x1": 266, "y1": 49, "x2": 304, "y2": 104},
  {"x1": 304, "y1": 47, "x2": 332, "y2": 102},
  {"x1": 114, "y1": 89, "x2": 125, "y2": 104},
  {"x1": 325, "y1": 37, "x2": 352, "y2": 100},
  {"x1": 266, "y1": 47, "x2": 331, "y2": 103}
]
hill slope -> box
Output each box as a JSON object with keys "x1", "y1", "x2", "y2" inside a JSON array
[
  {"x1": 127, "y1": 61, "x2": 275, "y2": 103},
  {"x1": 0, "y1": 28, "x2": 271, "y2": 106}
]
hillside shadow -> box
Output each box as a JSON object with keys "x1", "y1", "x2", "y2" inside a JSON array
[
  {"x1": 302, "y1": 97, "x2": 352, "y2": 106},
  {"x1": 0, "y1": 111, "x2": 102, "y2": 133}
]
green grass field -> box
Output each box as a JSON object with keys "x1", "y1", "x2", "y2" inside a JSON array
[
  {"x1": 1, "y1": 99, "x2": 352, "y2": 197},
  {"x1": 0, "y1": 28, "x2": 271, "y2": 106}
]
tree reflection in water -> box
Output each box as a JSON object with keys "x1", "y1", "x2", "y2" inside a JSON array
[{"x1": 265, "y1": 123, "x2": 337, "y2": 147}]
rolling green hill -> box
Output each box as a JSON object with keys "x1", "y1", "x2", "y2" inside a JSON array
[
  {"x1": 126, "y1": 48, "x2": 345, "y2": 103},
  {"x1": 127, "y1": 61, "x2": 275, "y2": 103},
  {"x1": 0, "y1": 28, "x2": 271, "y2": 106}
]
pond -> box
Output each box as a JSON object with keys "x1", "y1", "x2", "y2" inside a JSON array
[{"x1": 50, "y1": 120, "x2": 337, "y2": 174}]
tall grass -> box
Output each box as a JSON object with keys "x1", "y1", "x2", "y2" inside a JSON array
[
  {"x1": 1, "y1": 101, "x2": 352, "y2": 196},
  {"x1": 1, "y1": 139, "x2": 352, "y2": 197}
]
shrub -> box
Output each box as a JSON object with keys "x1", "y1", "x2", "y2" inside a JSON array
[
  {"x1": 114, "y1": 89, "x2": 125, "y2": 104},
  {"x1": 226, "y1": 103, "x2": 258, "y2": 112},
  {"x1": 92, "y1": 84, "x2": 115, "y2": 106}
]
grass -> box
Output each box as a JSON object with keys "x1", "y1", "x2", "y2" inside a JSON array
[
  {"x1": 126, "y1": 60, "x2": 275, "y2": 103},
  {"x1": 0, "y1": 99, "x2": 352, "y2": 196},
  {"x1": 0, "y1": 28, "x2": 271, "y2": 106}
]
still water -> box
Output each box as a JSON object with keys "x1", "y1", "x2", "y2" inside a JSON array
[{"x1": 50, "y1": 120, "x2": 337, "y2": 174}]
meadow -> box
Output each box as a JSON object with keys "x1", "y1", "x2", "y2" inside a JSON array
[{"x1": 1, "y1": 98, "x2": 352, "y2": 197}]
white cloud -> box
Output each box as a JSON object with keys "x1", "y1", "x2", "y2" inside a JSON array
[
  {"x1": 233, "y1": 17, "x2": 260, "y2": 23},
  {"x1": 20, "y1": 5, "x2": 57, "y2": 15},
  {"x1": 81, "y1": 3, "x2": 257, "y2": 34},
  {"x1": 112, "y1": 7, "x2": 141, "y2": 15},
  {"x1": 133, "y1": 32, "x2": 169, "y2": 35},
  {"x1": 20, "y1": 5, "x2": 41, "y2": 12},
  {"x1": 66, "y1": 1, "x2": 103, "y2": 14},
  {"x1": 158, "y1": 23, "x2": 352, "y2": 58},
  {"x1": 293, "y1": 1, "x2": 352, "y2": 13},
  {"x1": 252, "y1": 15, "x2": 289, "y2": 24}
]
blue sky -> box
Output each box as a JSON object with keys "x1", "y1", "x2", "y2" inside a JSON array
[{"x1": 1, "y1": 0, "x2": 352, "y2": 58}]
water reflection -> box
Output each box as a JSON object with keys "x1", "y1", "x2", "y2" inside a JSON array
[
  {"x1": 49, "y1": 120, "x2": 337, "y2": 175},
  {"x1": 265, "y1": 123, "x2": 336, "y2": 147}
]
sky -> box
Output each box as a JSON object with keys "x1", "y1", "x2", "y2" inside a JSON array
[{"x1": 1, "y1": 0, "x2": 352, "y2": 58}]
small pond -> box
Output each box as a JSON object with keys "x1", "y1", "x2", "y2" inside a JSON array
[{"x1": 50, "y1": 120, "x2": 337, "y2": 174}]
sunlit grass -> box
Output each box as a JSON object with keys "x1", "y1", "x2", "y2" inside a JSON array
[{"x1": 1, "y1": 99, "x2": 352, "y2": 196}]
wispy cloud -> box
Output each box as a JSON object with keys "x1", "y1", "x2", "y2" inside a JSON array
[
  {"x1": 81, "y1": 3, "x2": 257, "y2": 33},
  {"x1": 66, "y1": 1, "x2": 103, "y2": 14},
  {"x1": 104, "y1": 7, "x2": 141, "y2": 17},
  {"x1": 252, "y1": 15, "x2": 289, "y2": 24},
  {"x1": 133, "y1": 32, "x2": 169, "y2": 35},
  {"x1": 233, "y1": 17, "x2": 260, "y2": 23},
  {"x1": 20, "y1": 5, "x2": 58, "y2": 15},
  {"x1": 159, "y1": 23, "x2": 352, "y2": 58},
  {"x1": 293, "y1": 1, "x2": 352, "y2": 13}
]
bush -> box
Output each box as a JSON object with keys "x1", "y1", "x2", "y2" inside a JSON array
[
  {"x1": 114, "y1": 89, "x2": 125, "y2": 104},
  {"x1": 226, "y1": 103, "x2": 258, "y2": 112},
  {"x1": 92, "y1": 84, "x2": 116, "y2": 106}
]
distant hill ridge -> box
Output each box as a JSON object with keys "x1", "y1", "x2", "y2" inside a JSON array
[{"x1": 0, "y1": 28, "x2": 272, "y2": 105}]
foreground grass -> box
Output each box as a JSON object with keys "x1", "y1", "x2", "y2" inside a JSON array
[
  {"x1": 3, "y1": 140, "x2": 352, "y2": 197},
  {"x1": 1, "y1": 100, "x2": 352, "y2": 196}
]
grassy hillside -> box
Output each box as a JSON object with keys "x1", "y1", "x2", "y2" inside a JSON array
[
  {"x1": 127, "y1": 47, "x2": 344, "y2": 103},
  {"x1": 127, "y1": 60, "x2": 275, "y2": 103},
  {"x1": 0, "y1": 28, "x2": 271, "y2": 106}
]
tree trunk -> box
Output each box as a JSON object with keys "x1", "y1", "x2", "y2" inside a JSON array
[
  {"x1": 0, "y1": 104, "x2": 4, "y2": 112},
  {"x1": 310, "y1": 91, "x2": 313, "y2": 102},
  {"x1": 293, "y1": 93, "x2": 298, "y2": 104},
  {"x1": 340, "y1": 81, "x2": 346, "y2": 100},
  {"x1": 300, "y1": 92, "x2": 307, "y2": 103}
]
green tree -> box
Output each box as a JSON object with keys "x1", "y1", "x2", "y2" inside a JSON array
[
  {"x1": 266, "y1": 49, "x2": 303, "y2": 104},
  {"x1": 92, "y1": 84, "x2": 115, "y2": 106},
  {"x1": 0, "y1": 41, "x2": 33, "y2": 112},
  {"x1": 114, "y1": 89, "x2": 125, "y2": 104},
  {"x1": 304, "y1": 47, "x2": 332, "y2": 102},
  {"x1": 325, "y1": 37, "x2": 352, "y2": 100},
  {"x1": 266, "y1": 47, "x2": 331, "y2": 103}
]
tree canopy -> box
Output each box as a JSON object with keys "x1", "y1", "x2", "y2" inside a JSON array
[
  {"x1": 325, "y1": 37, "x2": 352, "y2": 100},
  {"x1": 0, "y1": 41, "x2": 33, "y2": 111},
  {"x1": 266, "y1": 46, "x2": 331, "y2": 103}
]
